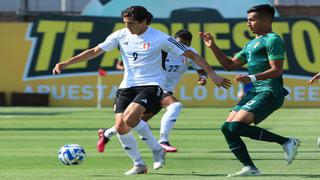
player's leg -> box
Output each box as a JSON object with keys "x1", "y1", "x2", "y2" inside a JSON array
[
  {"x1": 125, "y1": 86, "x2": 166, "y2": 170},
  {"x1": 97, "y1": 111, "x2": 155, "y2": 153},
  {"x1": 115, "y1": 113, "x2": 147, "y2": 175},
  {"x1": 230, "y1": 92, "x2": 300, "y2": 165},
  {"x1": 112, "y1": 88, "x2": 148, "y2": 175},
  {"x1": 158, "y1": 93, "x2": 181, "y2": 152},
  {"x1": 221, "y1": 111, "x2": 260, "y2": 177}
]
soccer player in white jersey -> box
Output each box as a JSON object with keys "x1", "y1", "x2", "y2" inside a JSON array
[
  {"x1": 97, "y1": 29, "x2": 207, "y2": 153},
  {"x1": 53, "y1": 6, "x2": 231, "y2": 175}
]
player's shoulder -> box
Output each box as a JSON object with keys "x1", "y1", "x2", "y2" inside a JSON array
[
  {"x1": 110, "y1": 28, "x2": 129, "y2": 38},
  {"x1": 266, "y1": 33, "x2": 282, "y2": 41},
  {"x1": 265, "y1": 32, "x2": 284, "y2": 44},
  {"x1": 147, "y1": 27, "x2": 169, "y2": 38}
]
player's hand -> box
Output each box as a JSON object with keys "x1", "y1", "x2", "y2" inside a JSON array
[
  {"x1": 197, "y1": 76, "x2": 207, "y2": 86},
  {"x1": 234, "y1": 74, "x2": 251, "y2": 84},
  {"x1": 53, "y1": 62, "x2": 68, "y2": 75},
  {"x1": 307, "y1": 72, "x2": 320, "y2": 85},
  {"x1": 210, "y1": 75, "x2": 231, "y2": 89},
  {"x1": 199, "y1": 32, "x2": 216, "y2": 48}
]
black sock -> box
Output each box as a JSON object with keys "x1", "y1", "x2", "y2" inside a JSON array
[
  {"x1": 221, "y1": 122, "x2": 255, "y2": 167},
  {"x1": 229, "y1": 122, "x2": 289, "y2": 145}
]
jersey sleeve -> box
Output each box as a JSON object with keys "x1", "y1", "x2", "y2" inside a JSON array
[
  {"x1": 98, "y1": 31, "x2": 120, "y2": 52},
  {"x1": 266, "y1": 36, "x2": 285, "y2": 60},
  {"x1": 160, "y1": 36, "x2": 189, "y2": 56},
  {"x1": 235, "y1": 43, "x2": 248, "y2": 63}
]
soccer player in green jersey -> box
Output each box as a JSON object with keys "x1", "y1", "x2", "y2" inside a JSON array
[{"x1": 200, "y1": 4, "x2": 300, "y2": 177}]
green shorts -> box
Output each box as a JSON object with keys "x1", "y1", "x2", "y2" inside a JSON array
[{"x1": 232, "y1": 91, "x2": 284, "y2": 125}]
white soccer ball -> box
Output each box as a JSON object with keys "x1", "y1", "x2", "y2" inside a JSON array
[{"x1": 58, "y1": 144, "x2": 86, "y2": 165}]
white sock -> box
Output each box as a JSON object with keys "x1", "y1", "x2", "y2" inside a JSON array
[
  {"x1": 159, "y1": 102, "x2": 182, "y2": 143},
  {"x1": 133, "y1": 120, "x2": 161, "y2": 151},
  {"x1": 104, "y1": 126, "x2": 117, "y2": 138},
  {"x1": 117, "y1": 131, "x2": 145, "y2": 166}
]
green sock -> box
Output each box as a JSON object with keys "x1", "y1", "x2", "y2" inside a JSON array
[
  {"x1": 221, "y1": 122, "x2": 255, "y2": 167},
  {"x1": 229, "y1": 122, "x2": 289, "y2": 145}
]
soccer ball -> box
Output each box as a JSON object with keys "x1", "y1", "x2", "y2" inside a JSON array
[{"x1": 58, "y1": 144, "x2": 86, "y2": 165}]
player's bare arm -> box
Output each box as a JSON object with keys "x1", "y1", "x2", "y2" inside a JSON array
[
  {"x1": 307, "y1": 72, "x2": 320, "y2": 84},
  {"x1": 182, "y1": 50, "x2": 231, "y2": 89},
  {"x1": 199, "y1": 32, "x2": 245, "y2": 71},
  {"x1": 235, "y1": 60, "x2": 283, "y2": 84},
  {"x1": 53, "y1": 46, "x2": 104, "y2": 74}
]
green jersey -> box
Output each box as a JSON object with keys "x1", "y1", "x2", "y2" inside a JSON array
[{"x1": 235, "y1": 33, "x2": 286, "y2": 96}]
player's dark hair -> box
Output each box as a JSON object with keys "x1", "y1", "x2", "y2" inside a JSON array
[
  {"x1": 247, "y1": 4, "x2": 275, "y2": 19},
  {"x1": 121, "y1": 6, "x2": 153, "y2": 25},
  {"x1": 174, "y1": 29, "x2": 193, "y2": 42}
]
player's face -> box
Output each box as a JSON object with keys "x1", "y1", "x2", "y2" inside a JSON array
[
  {"x1": 123, "y1": 16, "x2": 147, "y2": 35},
  {"x1": 247, "y1": 12, "x2": 264, "y2": 34}
]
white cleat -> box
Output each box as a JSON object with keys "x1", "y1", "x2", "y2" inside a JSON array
[
  {"x1": 282, "y1": 138, "x2": 300, "y2": 165},
  {"x1": 227, "y1": 166, "x2": 262, "y2": 177},
  {"x1": 124, "y1": 165, "x2": 148, "y2": 175},
  {"x1": 152, "y1": 148, "x2": 166, "y2": 170},
  {"x1": 317, "y1": 137, "x2": 320, "y2": 147}
]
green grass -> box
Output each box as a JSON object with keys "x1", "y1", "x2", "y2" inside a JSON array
[{"x1": 0, "y1": 107, "x2": 319, "y2": 180}]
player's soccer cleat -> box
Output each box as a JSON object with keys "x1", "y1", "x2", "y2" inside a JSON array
[
  {"x1": 96, "y1": 129, "x2": 109, "y2": 153},
  {"x1": 152, "y1": 148, "x2": 166, "y2": 170},
  {"x1": 317, "y1": 137, "x2": 320, "y2": 147},
  {"x1": 159, "y1": 142, "x2": 177, "y2": 152},
  {"x1": 124, "y1": 165, "x2": 148, "y2": 175},
  {"x1": 282, "y1": 138, "x2": 300, "y2": 165},
  {"x1": 227, "y1": 166, "x2": 262, "y2": 177}
]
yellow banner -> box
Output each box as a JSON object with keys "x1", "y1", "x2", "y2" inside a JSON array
[{"x1": 1, "y1": 16, "x2": 319, "y2": 107}]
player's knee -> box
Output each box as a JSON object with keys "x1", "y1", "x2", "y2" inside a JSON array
[
  {"x1": 228, "y1": 121, "x2": 244, "y2": 135},
  {"x1": 168, "y1": 102, "x2": 182, "y2": 111},
  {"x1": 221, "y1": 121, "x2": 230, "y2": 135}
]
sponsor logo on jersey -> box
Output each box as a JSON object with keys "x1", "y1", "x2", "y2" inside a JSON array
[
  {"x1": 140, "y1": 99, "x2": 148, "y2": 103},
  {"x1": 253, "y1": 42, "x2": 260, "y2": 48}
]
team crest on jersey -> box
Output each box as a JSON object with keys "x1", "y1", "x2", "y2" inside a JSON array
[
  {"x1": 182, "y1": 57, "x2": 188, "y2": 63},
  {"x1": 143, "y1": 43, "x2": 150, "y2": 50},
  {"x1": 254, "y1": 42, "x2": 260, "y2": 48}
]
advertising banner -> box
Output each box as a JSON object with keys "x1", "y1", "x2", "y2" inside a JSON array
[{"x1": 1, "y1": 15, "x2": 319, "y2": 106}]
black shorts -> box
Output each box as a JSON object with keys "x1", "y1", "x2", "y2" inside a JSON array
[
  {"x1": 151, "y1": 91, "x2": 174, "y2": 115},
  {"x1": 114, "y1": 85, "x2": 163, "y2": 114}
]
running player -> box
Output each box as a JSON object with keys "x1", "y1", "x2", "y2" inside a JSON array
[
  {"x1": 53, "y1": 6, "x2": 230, "y2": 175},
  {"x1": 200, "y1": 4, "x2": 300, "y2": 177},
  {"x1": 97, "y1": 29, "x2": 207, "y2": 153}
]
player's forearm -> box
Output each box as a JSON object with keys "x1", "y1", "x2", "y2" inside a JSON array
[
  {"x1": 254, "y1": 67, "x2": 283, "y2": 81},
  {"x1": 209, "y1": 45, "x2": 237, "y2": 71},
  {"x1": 187, "y1": 52, "x2": 220, "y2": 79},
  {"x1": 64, "y1": 48, "x2": 102, "y2": 66}
]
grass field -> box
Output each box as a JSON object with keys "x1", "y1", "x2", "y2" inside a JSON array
[{"x1": 0, "y1": 107, "x2": 319, "y2": 180}]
